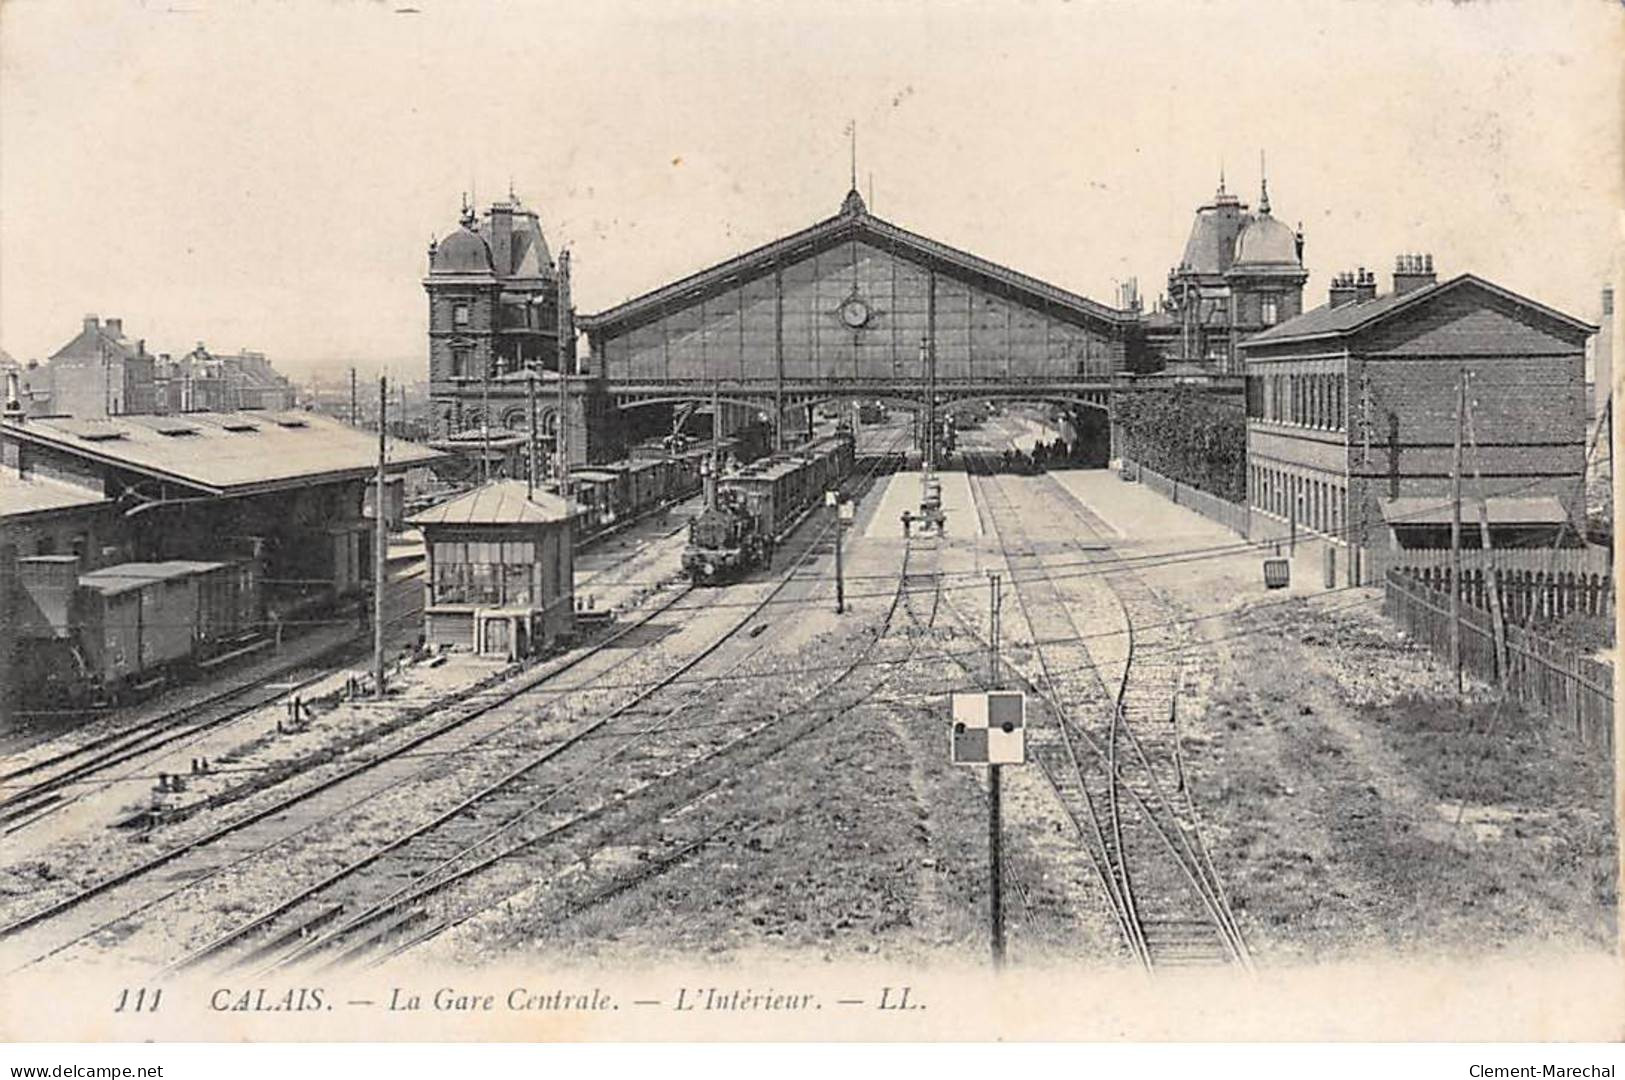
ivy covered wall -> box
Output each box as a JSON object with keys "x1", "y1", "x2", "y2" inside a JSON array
[{"x1": 1114, "y1": 387, "x2": 1246, "y2": 503}]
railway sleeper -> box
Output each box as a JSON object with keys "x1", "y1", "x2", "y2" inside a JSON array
[
  {"x1": 233, "y1": 903, "x2": 347, "y2": 967},
  {"x1": 309, "y1": 909, "x2": 432, "y2": 971}
]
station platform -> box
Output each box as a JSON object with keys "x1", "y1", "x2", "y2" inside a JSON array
[{"x1": 862, "y1": 469, "x2": 982, "y2": 539}]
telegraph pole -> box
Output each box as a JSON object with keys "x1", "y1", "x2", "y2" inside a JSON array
[
  {"x1": 988, "y1": 572, "x2": 1002, "y2": 688},
  {"x1": 1449, "y1": 368, "x2": 1465, "y2": 694},
  {"x1": 707, "y1": 382, "x2": 721, "y2": 509},
  {"x1": 987, "y1": 570, "x2": 1005, "y2": 969},
  {"x1": 374, "y1": 376, "x2": 388, "y2": 698},
  {"x1": 350, "y1": 366, "x2": 358, "y2": 427},
  {"x1": 481, "y1": 361, "x2": 491, "y2": 483},
  {"x1": 556, "y1": 249, "x2": 573, "y2": 496},
  {"x1": 1464, "y1": 374, "x2": 1509, "y2": 689},
  {"x1": 528, "y1": 363, "x2": 539, "y2": 498},
  {"x1": 834, "y1": 499, "x2": 845, "y2": 614},
  {"x1": 989, "y1": 756, "x2": 1004, "y2": 970}
]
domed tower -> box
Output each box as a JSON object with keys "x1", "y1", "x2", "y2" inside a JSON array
[
  {"x1": 424, "y1": 194, "x2": 561, "y2": 438},
  {"x1": 1155, "y1": 161, "x2": 1308, "y2": 374},
  {"x1": 1161, "y1": 171, "x2": 1253, "y2": 371},
  {"x1": 1224, "y1": 171, "x2": 1308, "y2": 371}
]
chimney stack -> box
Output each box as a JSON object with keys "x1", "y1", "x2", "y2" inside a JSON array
[
  {"x1": 488, "y1": 201, "x2": 514, "y2": 276},
  {"x1": 1354, "y1": 267, "x2": 1378, "y2": 303},
  {"x1": 105, "y1": 317, "x2": 123, "y2": 338},
  {"x1": 4, "y1": 370, "x2": 24, "y2": 424},
  {"x1": 1329, "y1": 271, "x2": 1360, "y2": 309},
  {"x1": 83, "y1": 314, "x2": 99, "y2": 332},
  {"x1": 1392, "y1": 253, "x2": 1437, "y2": 296}
]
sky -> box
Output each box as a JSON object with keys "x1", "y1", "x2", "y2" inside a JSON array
[{"x1": 1, "y1": 0, "x2": 1620, "y2": 382}]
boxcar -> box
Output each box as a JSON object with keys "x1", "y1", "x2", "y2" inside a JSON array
[
  {"x1": 78, "y1": 563, "x2": 200, "y2": 688},
  {"x1": 176, "y1": 560, "x2": 258, "y2": 651},
  {"x1": 570, "y1": 469, "x2": 623, "y2": 536},
  {"x1": 628, "y1": 459, "x2": 666, "y2": 513}
]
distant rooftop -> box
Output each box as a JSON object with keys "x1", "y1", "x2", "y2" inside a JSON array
[
  {"x1": 1244, "y1": 273, "x2": 1596, "y2": 348},
  {"x1": 2, "y1": 410, "x2": 441, "y2": 496}
]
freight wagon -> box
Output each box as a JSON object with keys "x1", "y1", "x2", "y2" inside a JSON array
[
  {"x1": 15, "y1": 559, "x2": 261, "y2": 706},
  {"x1": 568, "y1": 438, "x2": 738, "y2": 545}
]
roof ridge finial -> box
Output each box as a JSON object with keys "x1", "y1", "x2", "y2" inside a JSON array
[
  {"x1": 1259, "y1": 149, "x2": 1270, "y2": 215},
  {"x1": 848, "y1": 117, "x2": 857, "y2": 193},
  {"x1": 840, "y1": 119, "x2": 867, "y2": 216}
]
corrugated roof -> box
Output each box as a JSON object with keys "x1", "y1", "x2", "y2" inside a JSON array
[
  {"x1": 1243, "y1": 274, "x2": 1596, "y2": 349},
  {"x1": 407, "y1": 480, "x2": 578, "y2": 527},
  {"x1": 0, "y1": 471, "x2": 110, "y2": 519},
  {"x1": 2, "y1": 410, "x2": 441, "y2": 495},
  {"x1": 1378, "y1": 495, "x2": 1568, "y2": 527}
]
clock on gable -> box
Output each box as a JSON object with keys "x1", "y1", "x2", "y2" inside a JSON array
[{"x1": 838, "y1": 294, "x2": 872, "y2": 329}]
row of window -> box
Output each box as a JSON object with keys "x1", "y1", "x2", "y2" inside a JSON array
[
  {"x1": 1251, "y1": 464, "x2": 1346, "y2": 539},
  {"x1": 450, "y1": 301, "x2": 546, "y2": 331},
  {"x1": 1246, "y1": 371, "x2": 1346, "y2": 430},
  {"x1": 434, "y1": 540, "x2": 534, "y2": 564},
  {"x1": 430, "y1": 541, "x2": 568, "y2": 608}
]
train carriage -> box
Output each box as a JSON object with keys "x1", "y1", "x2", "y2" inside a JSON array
[{"x1": 682, "y1": 430, "x2": 855, "y2": 584}]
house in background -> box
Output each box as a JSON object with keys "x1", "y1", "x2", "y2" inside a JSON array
[{"x1": 46, "y1": 315, "x2": 156, "y2": 418}]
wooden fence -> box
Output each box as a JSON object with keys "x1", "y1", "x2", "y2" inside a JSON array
[
  {"x1": 1375, "y1": 545, "x2": 1614, "y2": 625},
  {"x1": 1121, "y1": 459, "x2": 1251, "y2": 537},
  {"x1": 1383, "y1": 569, "x2": 1614, "y2": 748}
]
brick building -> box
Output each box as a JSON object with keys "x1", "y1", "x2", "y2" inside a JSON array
[
  {"x1": 1146, "y1": 172, "x2": 1308, "y2": 374},
  {"x1": 1241, "y1": 259, "x2": 1595, "y2": 582},
  {"x1": 46, "y1": 315, "x2": 156, "y2": 418}
]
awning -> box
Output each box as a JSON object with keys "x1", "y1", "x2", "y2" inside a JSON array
[{"x1": 1379, "y1": 495, "x2": 1568, "y2": 527}]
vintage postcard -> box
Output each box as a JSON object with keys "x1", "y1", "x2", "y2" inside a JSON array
[{"x1": 0, "y1": 0, "x2": 1619, "y2": 1046}]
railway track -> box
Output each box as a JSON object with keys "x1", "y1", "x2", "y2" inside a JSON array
[
  {"x1": 892, "y1": 538, "x2": 1050, "y2": 941},
  {"x1": 0, "y1": 434, "x2": 908, "y2": 974},
  {"x1": 960, "y1": 437, "x2": 1248, "y2": 971},
  {"x1": 199, "y1": 524, "x2": 929, "y2": 972},
  {"x1": 165, "y1": 440, "x2": 917, "y2": 973},
  {"x1": 0, "y1": 578, "x2": 711, "y2": 972},
  {"x1": 0, "y1": 570, "x2": 427, "y2": 836},
  {"x1": 2, "y1": 501, "x2": 701, "y2": 840}
]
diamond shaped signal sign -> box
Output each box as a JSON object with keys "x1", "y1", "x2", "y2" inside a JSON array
[{"x1": 951, "y1": 691, "x2": 1026, "y2": 765}]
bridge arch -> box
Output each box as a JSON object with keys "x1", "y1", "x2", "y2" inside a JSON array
[{"x1": 613, "y1": 393, "x2": 775, "y2": 417}]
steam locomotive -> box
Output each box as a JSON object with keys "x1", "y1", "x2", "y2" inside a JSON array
[{"x1": 682, "y1": 431, "x2": 855, "y2": 584}]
